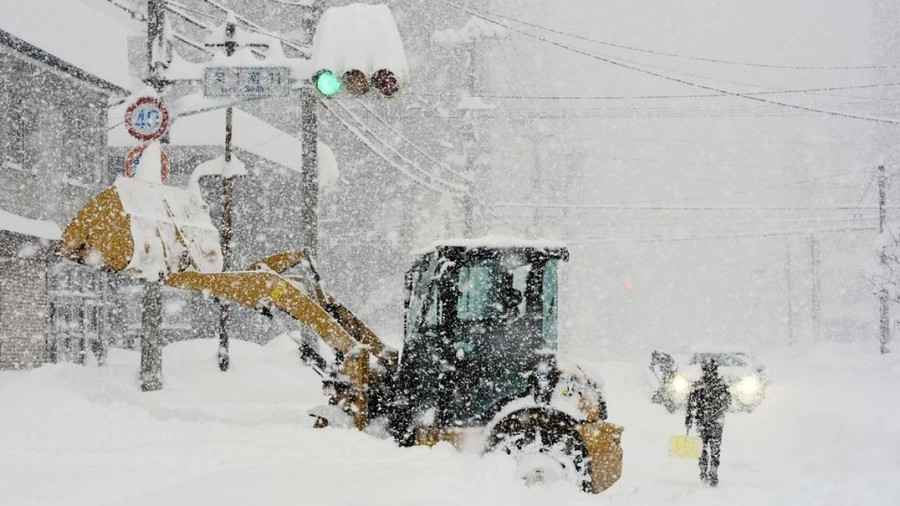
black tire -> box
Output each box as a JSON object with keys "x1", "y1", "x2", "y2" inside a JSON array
[{"x1": 485, "y1": 409, "x2": 593, "y2": 493}]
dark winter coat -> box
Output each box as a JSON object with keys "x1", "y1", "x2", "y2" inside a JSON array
[{"x1": 685, "y1": 371, "x2": 732, "y2": 437}]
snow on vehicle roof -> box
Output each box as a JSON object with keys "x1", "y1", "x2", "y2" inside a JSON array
[
  {"x1": 0, "y1": 0, "x2": 136, "y2": 91},
  {"x1": 416, "y1": 235, "x2": 569, "y2": 255},
  {"x1": 0, "y1": 207, "x2": 61, "y2": 241},
  {"x1": 312, "y1": 4, "x2": 409, "y2": 81},
  {"x1": 109, "y1": 104, "x2": 339, "y2": 189}
]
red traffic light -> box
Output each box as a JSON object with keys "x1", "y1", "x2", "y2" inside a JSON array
[{"x1": 371, "y1": 69, "x2": 399, "y2": 97}]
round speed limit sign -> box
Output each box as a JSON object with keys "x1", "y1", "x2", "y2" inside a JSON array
[{"x1": 125, "y1": 97, "x2": 170, "y2": 141}]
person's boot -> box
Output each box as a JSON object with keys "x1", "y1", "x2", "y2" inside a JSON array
[
  {"x1": 699, "y1": 469, "x2": 708, "y2": 483},
  {"x1": 708, "y1": 471, "x2": 718, "y2": 487}
]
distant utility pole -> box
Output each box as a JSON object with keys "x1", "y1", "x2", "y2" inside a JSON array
[
  {"x1": 140, "y1": 0, "x2": 169, "y2": 392},
  {"x1": 809, "y1": 234, "x2": 822, "y2": 341},
  {"x1": 784, "y1": 240, "x2": 795, "y2": 346},
  {"x1": 462, "y1": 35, "x2": 479, "y2": 237},
  {"x1": 878, "y1": 165, "x2": 891, "y2": 354}
]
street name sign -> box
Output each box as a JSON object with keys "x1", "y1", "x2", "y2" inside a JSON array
[{"x1": 204, "y1": 67, "x2": 292, "y2": 98}]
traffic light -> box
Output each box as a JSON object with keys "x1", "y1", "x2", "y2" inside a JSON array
[
  {"x1": 314, "y1": 69, "x2": 343, "y2": 97},
  {"x1": 312, "y1": 68, "x2": 400, "y2": 98},
  {"x1": 371, "y1": 69, "x2": 399, "y2": 97},
  {"x1": 342, "y1": 69, "x2": 370, "y2": 96}
]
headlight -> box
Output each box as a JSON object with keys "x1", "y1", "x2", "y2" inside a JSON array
[
  {"x1": 735, "y1": 375, "x2": 760, "y2": 395},
  {"x1": 669, "y1": 374, "x2": 690, "y2": 395}
]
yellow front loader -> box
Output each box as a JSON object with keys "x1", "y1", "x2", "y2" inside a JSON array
[{"x1": 61, "y1": 177, "x2": 623, "y2": 493}]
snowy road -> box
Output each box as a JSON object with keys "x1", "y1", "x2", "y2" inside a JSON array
[{"x1": 1, "y1": 337, "x2": 898, "y2": 506}]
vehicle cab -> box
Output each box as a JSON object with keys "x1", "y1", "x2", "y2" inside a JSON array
[{"x1": 396, "y1": 240, "x2": 569, "y2": 427}]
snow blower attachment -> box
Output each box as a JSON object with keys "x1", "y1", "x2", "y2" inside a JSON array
[{"x1": 61, "y1": 182, "x2": 624, "y2": 494}]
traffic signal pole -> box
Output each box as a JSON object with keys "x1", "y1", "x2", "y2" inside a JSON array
[
  {"x1": 300, "y1": 86, "x2": 319, "y2": 257},
  {"x1": 301, "y1": 2, "x2": 324, "y2": 257}
]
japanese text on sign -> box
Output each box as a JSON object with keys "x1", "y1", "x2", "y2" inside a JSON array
[{"x1": 204, "y1": 67, "x2": 292, "y2": 98}]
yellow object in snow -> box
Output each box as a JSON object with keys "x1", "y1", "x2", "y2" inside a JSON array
[{"x1": 669, "y1": 435, "x2": 702, "y2": 459}]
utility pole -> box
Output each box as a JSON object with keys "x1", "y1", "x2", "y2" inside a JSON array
[
  {"x1": 218, "y1": 105, "x2": 234, "y2": 371},
  {"x1": 140, "y1": 0, "x2": 169, "y2": 392},
  {"x1": 878, "y1": 165, "x2": 891, "y2": 354},
  {"x1": 300, "y1": 2, "x2": 324, "y2": 257},
  {"x1": 809, "y1": 234, "x2": 822, "y2": 341},
  {"x1": 210, "y1": 15, "x2": 240, "y2": 373},
  {"x1": 300, "y1": 86, "x2": 319, "y2": 257},
  {"x1": 784, "y1": 240, "x2": 795, "y2": 346}
]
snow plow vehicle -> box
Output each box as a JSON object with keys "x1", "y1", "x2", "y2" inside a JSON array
[{"x1": 60, "y1": 176, "x2": 623, "y2": 493}]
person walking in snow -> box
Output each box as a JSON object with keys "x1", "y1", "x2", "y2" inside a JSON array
[{"x1": 685, "y1": 358, "x2": 732, "y2": 486}]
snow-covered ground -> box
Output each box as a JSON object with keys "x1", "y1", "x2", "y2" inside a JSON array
[{"x1": 1, "y1": 337, "x2": 898, "y2": 506}]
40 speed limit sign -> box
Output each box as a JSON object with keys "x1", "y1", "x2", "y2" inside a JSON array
[{"x1": 125, "y1": 97, "x2": 170, "y2": 141}]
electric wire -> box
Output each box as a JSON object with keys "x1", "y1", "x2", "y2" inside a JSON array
[
  {"x1": 352, "y1": 100, "x2": 474, "y2": 184},
  {"x1": 439, "y1": 0, "x2": 900, "y2": 126},
  {"x1": 196, "y1": 0, "x2": 310, "y2": 57},
  {"x1": 105, "y1": 0, "x2": 146, "y2": 21},
  {"x1": 319, "y1": 99, "x2": 457, "y2": 196},
  {"x1": 492, "y1": 203, "x2": 888, "y2": 212},
  {"x1": 165, "y1": 2, "x2": 211, "y2": 30},
  {"x1": 461, "y1": 3, "x2": 900, "y2": 71},
  {"x1": 411, "y1": 82, "x2": 900, "y2": 102},
  {"x1": 331, "y1": 100, "x2": 468, "y2": 194},
  {"x1": 567, "y1": 226, "x2": 877, "y2": 245}
]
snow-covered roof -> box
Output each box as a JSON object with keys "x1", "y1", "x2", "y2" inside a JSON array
[
  {"x1": 416, "y1": 236, "x2": 570, "y2": 256},
  {"x1": 312, "y1": 4, "x2": 409, "y2": 81},
  {"x1": 0, "y1": 0, "x2": 137, "y2": 91},
  {"x1": 0, "y1": 208, "x2": 61, "y2": 241},
  {"x1": 109, "y1": 104, "x2": 339, "y2": 188}
]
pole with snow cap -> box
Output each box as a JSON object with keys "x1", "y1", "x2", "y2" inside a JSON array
[{"x1": 140, "y1": 0, "x2": 171, "y2": 392}]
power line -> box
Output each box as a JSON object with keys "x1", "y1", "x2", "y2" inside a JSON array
[
  {"x1": 568, "y1": 226, "x2": 877, "y2": 245},
  {"x1": 166, "y1": 2, "x2": 215, "y2": 29},
  {"x1": 265, "y1": 0, "x2": 317, "y2": 6},
  {"x1": 412, "y1": 82, "x2": 900, "y2": 102},
  {"x1": 104, "y1": 0, "x2": 147, "y2": 21},
  {"x1": 440, "y1": 0, "x2": 900, "y2": 126},
  {"x1": 493, "y1": 203, "x2": 887, "y2": 212},
  {"x1": 196, "y1": 0, "x2": 310, "y2": 57},
  {"x1": 463, "y1": 3, "x2": 900, "y2": 71},
  {"x1": 352, "y1": 100, "x2": 473, "y2": 184},
  {"x1": 319, "y1": 99, "x2": 457, "y2": 196},
  {"x1": 331, "y1": 100, "x2": 467, "y2": 194}
]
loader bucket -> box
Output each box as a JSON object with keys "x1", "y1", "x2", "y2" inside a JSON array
[{"x1": 62, "y1": 176, "x2": 223, "y2": 278}]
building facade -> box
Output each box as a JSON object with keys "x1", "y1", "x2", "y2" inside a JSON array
[{"x1": 0, "y1": 25, "x2": 130, "y2": 369}]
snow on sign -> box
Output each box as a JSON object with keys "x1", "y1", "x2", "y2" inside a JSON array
[
  {"x1": 125, "y1": 97, "x2": 170, "y2": 141},
  {"x1": 204, "y1": 67, "x2": 291, "y2": 98},
  {"x1": 125, "y1": 144, "x2": 170, "y2": 183}
]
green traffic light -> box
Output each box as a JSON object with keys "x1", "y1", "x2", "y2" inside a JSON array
[{"x1": 315, "y1": 70, "x2": 342, "y2": 97}]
